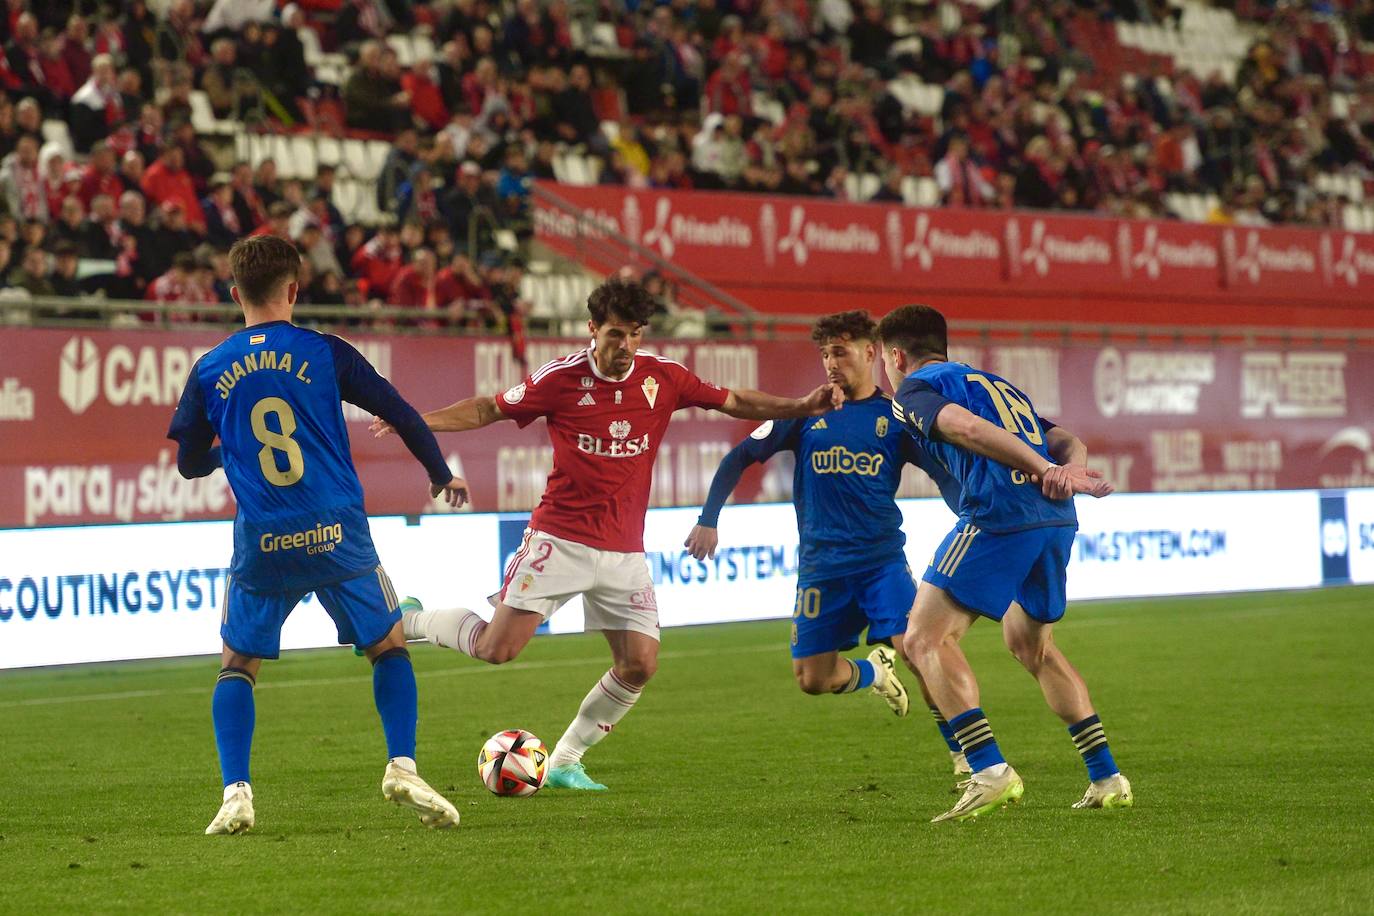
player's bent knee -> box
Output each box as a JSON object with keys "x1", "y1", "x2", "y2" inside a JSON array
[
  {"x1": 794, "y1": 671, "x2": 829, "y2": 695},
  {"x1": 615, "y1": 657, "x2": 657, "y2": 686}
]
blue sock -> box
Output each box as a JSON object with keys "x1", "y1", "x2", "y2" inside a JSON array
[
  {"x1": 1069, "y1": 714, "x2": 1119, "y2": 781},
  {"x1": 835, "y1": 658, "x2": 876, "y2": 693},
  {"x1": 212, "y1": 667, "x2": 255, "y2": 786},
  {"x1": 372, "y1": 648, "x2": 417, "y2": 761},
  {"x1": 949, "y1": 707, "x2": 1006, "y2": 773},
  {"x1": 929, "y1": 706, "x2": 963, "y2": 754}
]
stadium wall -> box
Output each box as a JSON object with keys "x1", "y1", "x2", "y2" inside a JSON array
[
  {"x1": 535, "y1": 184, "x2": 1374, "y2": 329},
  {"x1": 1, "y1": 488, "x2": 1370, "y2": 670},
  {"x1": 4, "y1": 328, "x2": 1373, "y2": 529}
]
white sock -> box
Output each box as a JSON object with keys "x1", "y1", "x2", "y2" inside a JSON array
[
  {"x1": 549, "y1": 669, "x2": 643, "y2": 768},
  {"x1": 223, "y1": 781, "x2": 251, "y2": 801},
  {"x1": 388, "y1": 756, "x2": 417, "y2": 774},
  {"x1": 870, "y1": 657, "x2": 889, "y2": 688},
  {"x1": 408, "y1": 606, "x2": 487, "y2": 657}
]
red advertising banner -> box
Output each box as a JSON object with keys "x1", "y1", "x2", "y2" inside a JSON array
[
  {"x1": 535, "y1": 184, "x2": 1374, "y2": 317},
  {"x1": 3, "y1": 328, "x2": 1373, "y2": 529}
]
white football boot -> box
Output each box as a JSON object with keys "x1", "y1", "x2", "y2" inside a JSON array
[
  {"x1": 382, "y1": 760, "x2": 460, "y2": 829},
  {"x1": 205, "y1": 781, "x2": 255, "y2": 835},
  {"x1": 1072, "y1": 772, "x2": 1133, "y2": 809},
  {"x1": 932, "y1": 764, "x2": 1025, "y2": 824},
  {"x1": 867, "y1": 645, "x2": 910, "y2": 717}
]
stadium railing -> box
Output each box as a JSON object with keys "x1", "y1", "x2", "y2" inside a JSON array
[{"x1": 6, "y1": 294, "x2": 1374, "y2": 351}]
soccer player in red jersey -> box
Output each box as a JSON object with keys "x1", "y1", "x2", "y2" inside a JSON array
[{"x1": 373, "y1": 278, "x2": 840, "y2": 789}]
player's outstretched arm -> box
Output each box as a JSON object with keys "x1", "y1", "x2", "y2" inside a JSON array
[
  {"x1": 718, "y1": 385, "x2": 843, "y2": 420},
  {"x1": 371, "y1": 396, "x2": 508, "y2": 437},
  {"x1": 933, "y1": 404, "x2": 1112, "y2": 499},
  {"x1": 688, "y1": 421, "x2": 797, "y2": 559}
]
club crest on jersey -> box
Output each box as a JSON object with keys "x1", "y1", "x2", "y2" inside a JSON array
[
  {"x1": 578, "y1": 392, "x2": 596, "y2": 407},
  {"x1": 876, "y1": 416, "x2": 889, "y2": 436},
  {"x1": 504, "y1": 383, "x2": 527, "y2": 404},
  {"x1": 581, "y1": 376, "x2": 594, "y2": 388},
  {"x1": 614, "y1": 390, "x2": 623, "y2": 404},
  {"x1": 641, "y1": 376, "x2": 659, "y2": 408},
  {"x1": 609, "y1": 419, "x2": 632, "y2": 440}
]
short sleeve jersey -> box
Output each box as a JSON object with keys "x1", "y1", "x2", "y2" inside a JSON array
[
  {"x1": 892, "y1": 361, "x2": 1076, "y2": 533},
  {"x1": 496, "y1": 348, "x2": 730, "y2": 552}
]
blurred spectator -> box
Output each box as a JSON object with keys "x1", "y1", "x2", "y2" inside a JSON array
[
  {"x1": 141, "y1": 141, "x2": 205, "y2": 230},
  {"x1": 350, "y1": 224, "x2": 403, "y2": 298},
  {"x1": 49, "y1": 243, "x2": 85, "y2": 297},
  {"x1": 204, "y1": 0, "x2": 276, "y2": 36},
  {"x1": 0, "y1": 135, "x2": 44, "y2": 221},
  {"x1": 61, "y1": 16, "x2": 93, "y2": 90},
  {"x1": 344, "y1": 40, "x2": 409, "y2": 132},
  {"x1": 935, "y1": 135, "x2": 995, "y2": 207},
  {"x1": 378, "y1": 127, "x2": 420, "y2": 215},
  {"x1": 9, "y1": 244, "x2": 52, "y2": 296},
  {"x1": 77, "y1": 141, "x2": 122, "y2": 208}
]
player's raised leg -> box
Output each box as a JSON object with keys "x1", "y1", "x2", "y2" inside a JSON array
[
  {"x1": 1002, "y1": 603, "x2": 1132, "y2": 809},
  {"x1": 905, "y1": 580, "x2": 1023, "y2": 823},
  {"x1": 791, "y1": 580, "x2": 906, "y2": 715},
  {"x1": 206, "y1": 643, "x2": 260, "y2": 835},
  {"x1": 404, "y1": 598, "x2": 543, "y2": 665},
  {"x1": 546, "y1": 628, "x2": 657, "y2": 790}
]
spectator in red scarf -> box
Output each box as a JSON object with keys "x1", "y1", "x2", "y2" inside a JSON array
[
  {"x1": 703, "y1": 51, "x2": 751, "y2": 117},
  {"x1": 141, "y1": 140, "x2": 206, "y2": 231},
  {"x1": 935, "y1": 134, "x2": 995, "y2": 207},
  {"x1": 0, "y1": 135, "x2": 45, "y2": 221}
]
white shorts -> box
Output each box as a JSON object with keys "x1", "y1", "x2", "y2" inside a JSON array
[{"x1": 493, "y1": 529, "x2": 660, "y2": 641}]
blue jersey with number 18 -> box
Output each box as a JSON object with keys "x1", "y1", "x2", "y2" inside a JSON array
[
  {"x1": 168, "y1": 321, "x2": 393, "y2": 593},
  {"x1": 892, "y1": 361, "x2": 1075, "y2": 533}
]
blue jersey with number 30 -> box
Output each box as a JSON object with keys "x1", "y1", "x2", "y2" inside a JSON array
[
  {"x1": 168, "y1": 321, "x2": 447, "y2": 593},
  {"x1": 892, "y1": 361, "x2": 1075, "y2": 533}
]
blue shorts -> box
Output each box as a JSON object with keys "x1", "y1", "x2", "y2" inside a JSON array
[
  {"x1": 923, "y1": 522, "x2": 1076, "y2": 624},
  {"x1": 221, "y1": 566, "x2": 402, "y2": 659},
  {"x1": 791, "y1": 559, "x2": 916, "y2": 659}
]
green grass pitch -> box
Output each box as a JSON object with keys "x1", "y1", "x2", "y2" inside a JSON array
[{"x1": 2, "y1": 586, "x2": 1372, "y2": 914}]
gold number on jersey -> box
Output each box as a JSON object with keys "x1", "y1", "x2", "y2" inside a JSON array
[
  {"x1": 250, "y1": 396, "x2": 305, "y2": 486},
  {"x1": 964, "y1": 373, "x2": 1044, "y2": 445},
  {"x1": 794, "y1": 587, "x2": 821, "y2": 619}
]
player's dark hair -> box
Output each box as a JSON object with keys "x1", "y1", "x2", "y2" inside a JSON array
[
  {"x1": 876, "y1": 304, "x2": 948, "y2": 359},
  {"x1": 811, "y1": 310, "x2": 876, "y2": 345},
  {"x1": 586, "y1": 276, "x2": 657, "y2": 326},
  {"x1": 228, "y1": 235, "x2": 301, "y2": 307}
]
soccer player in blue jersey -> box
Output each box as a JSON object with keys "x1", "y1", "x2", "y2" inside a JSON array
[
  {"x1": 687, "y1": 311, "x2": 980, "y2": 773},
  {"x1": 877, "y1": 304, "x2": 1130, "y2": 823},
  {"x1": 168, "y1": 236, "x2": 470, "y2": 835}
]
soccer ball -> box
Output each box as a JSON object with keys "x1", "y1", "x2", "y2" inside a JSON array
[{"x1": 478, "y1": 729, "x2": 548, "y2": 797}]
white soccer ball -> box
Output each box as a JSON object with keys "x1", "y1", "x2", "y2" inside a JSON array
[{"x1": 477, "y1": 729, "x2": 549, "y2": 797}]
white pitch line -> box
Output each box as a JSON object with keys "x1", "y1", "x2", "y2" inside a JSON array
[
  {"x1": 0, "y1": 642, "x2": 780, "y2": 709},
  {"x1": 3, "y1": 593, "x2": 1368, "y2": 709}
]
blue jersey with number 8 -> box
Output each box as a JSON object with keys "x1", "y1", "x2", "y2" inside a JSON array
[
  {"x1": 169, "y1": 321, "x2": 435, "y2": 592},
  {"x1": 892, "y1": 361, "x2": 1075, "y2": 533}
]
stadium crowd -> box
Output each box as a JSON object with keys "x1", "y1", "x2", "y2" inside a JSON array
[{"x1": 0, "y1": 0, "x2": 1371, "y2": 320}]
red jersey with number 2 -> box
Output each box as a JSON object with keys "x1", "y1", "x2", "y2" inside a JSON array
[{"x1": 495, "y1": 348, "x2": 730, "y2": 552}]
